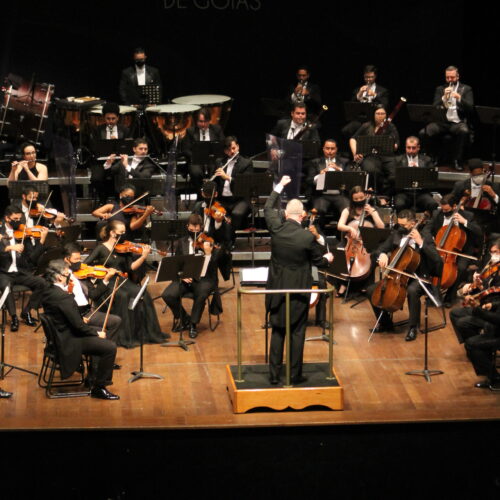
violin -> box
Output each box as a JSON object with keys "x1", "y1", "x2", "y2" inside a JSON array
[
  {"x1": 114, "y1": 240, "x2": 167, "y2": 257},
  {"x1": 29, "y1": 206, "x2": 57, "y2": 219},
  {"x1": 480, "y1": 261, "x2": 500, "y2": 281},
  {"x1": 371, "y1": 215, "x2": 428, "y2": 313},
  {"x1": 73, "y1": 263, "x2": 127, "y2": 280},
  {"x1": 194, "y1": 233, "x2": 215, "y2": 250},
  {"x1": 432, "y1": 195, "x2": 468, "y2": 290},
  {"x1": 122, "y1": 205, "x2": 163, "y2": 216},
  {"x1": 204, "y1": 201, "x2": 227, "y2": 221},
  {"x1": 463, "y1": 286, "x2": 500, "y2": 308},
  {"x1": 13, "y1": 224, "x2": 45, "y2": 240}
]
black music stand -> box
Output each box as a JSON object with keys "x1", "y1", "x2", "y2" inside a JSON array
[
  {"x1": 406, "y1": 104, "x2": 445, "y2": 124},
  {"x1": 191, "y1": 141, "x2": 224, "y2": 176},
  {"x1": 395, "y1": 167, "x2": 438, "y2": 212},
  {"x1": 343, "y1": 101, "x2": 374, "y2": 122},
  {"x1": 233, "y1": 172, "x2": 274, "y2": 267},
  {"x1": 8, "y1": 180, "x2": 49, "y2": 200},
  {"x1": 90, "y1": 138, "x2": 134, "y2": 158},
  {"x1": 129, "y1": 276, "x2": 164, "y2": 383},
  {"x1": 358, "y1": 226, "x2": 392, "y2": 253},
  {"x1": 127, "y1": 176, "x2": 165, "y2": 197},
  {"x1": 356, "y1": 135, "x2": 394, "y2": 156},
  {"x1": 405, "y1": 274, "x2": 444, "y2": 382},
  {"x1": 155, "y1": 255, "x2": 205, "y2": 351},
  {"x1": 324, "y1": 170, "x2": 367, "y2": 193},
  {"x1": 0, "y1": 287, "x2": 38, "y2": 380},
  {"x1": 301, "y1": 140, "x2": 320, "y2": 160},
  {"x1": 151, "y1": 219, "x2": 187, "y2": 254},
  {"x1": 137, "y1": 85, "x2": 161, "y2": 106}
]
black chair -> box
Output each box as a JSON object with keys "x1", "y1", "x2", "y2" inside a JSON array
[{"x1": 38, "y1": 314, "x2": 90, "y2": 399}]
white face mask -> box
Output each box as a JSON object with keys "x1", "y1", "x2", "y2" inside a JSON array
[
  {"x1": 472, "y1": 174, "x2": 485, "y2": 185},
  {"x1": 490, "y1": 253, "x2": 500, "y2": 263}
]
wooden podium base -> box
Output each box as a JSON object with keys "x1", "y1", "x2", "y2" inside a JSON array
[{"x1": 226, "y1": 362, "x2": 344, "y2": 413}]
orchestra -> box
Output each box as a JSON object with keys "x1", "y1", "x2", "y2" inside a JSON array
[{"x1": 2, "y1": 54, "x2": 500, "y2": 401}]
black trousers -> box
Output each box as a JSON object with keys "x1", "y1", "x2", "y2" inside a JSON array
[
  {"x1": 162, "y1": 279, "x2": 215, "y2": 325},
  {"x1": 450, "y1": 306, "x2": 489, "y2": 344},
  {"x1": 465, "y1": 332, "x2": 500, "y2": 378},
  {"x1": 394, "y1": 192, "x2": 438, "y2": 213},
  {"x1": 361, "y1": 155, "x2": 395, "y2": 196},
  {"x1": 79, "y1": 336, "x2": 116, "y2": 387},
  {"x1": 0, "y1": 271, "x2": 47, "y2": 317},
  {"x1": 313, "y1": 194, "x2": 349, "y2": 225},
  {"x1": 219, "y1": 196, "x2": 250, "y2": 231},
  {"x1": 420, "y1": 121, "x2": 470, "y2": 162},
  {"x1": 87, "y1": 310, "x2": 121, "y2": 343}
]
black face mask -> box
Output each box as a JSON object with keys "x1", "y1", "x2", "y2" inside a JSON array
[
  {"x1": 135, "y1": 59, "x2": 146, "y2": 68},
  {"x1": 352, "y1": 200, "x2": 366, "y2": 208},
  {"x1": 442, "y1": 211, "x2": 453, "y2": 218},
  {"x1": 120, "y1": 196, "x2": 134, "y2": 206},
  {"x1": 188, "y1": 230, "x2": 199, "y2": 240},
  {"x1": 9, "y1": 220, "x2": 21, "y2": 230},
  {"x1": 397, "y1": 225, "x2": 410, "y2": 235},
  {"x1": 115, "y1": 233, "x2": 124, "y2": 243},
  {"x1": 70, "y1": 262, "x2": 81, "y2": 272}
]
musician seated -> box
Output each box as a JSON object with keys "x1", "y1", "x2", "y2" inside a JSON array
[
  {"x1": 161, "y1": 214, "x2": 220, "y2": 339},
  {"x1": 287, "y1": 65, "x2": 322, "y2": 121},
  {"x1": 450, "y1": 238, "x2": 500, "y2": 350},
  {"x1": 181, "y1": 107, "x2": 225, "y2": 196},
  {"x1": 0, "y1": 205, "x2": 49, "y2": 331},
  {"x1": 92, "y1": 183, "x2": 154, "y2": 241},
  {"x1": 391, "y1": 136, "x2": 438, "y2": 213},
  {"x1": 451, "y1": 158, "x2": 500, "y2": 236},
  {"x1": 306, "y1": 139, "x2": 349, "y2": 222},
  {"x1": 341, "y1": 64, "x2": 390, "y2": 138},
  {"x1": 88, "y1": 102, "x2": 131, "y2": 205},
  {"x1": 210, "y1": 136, "x2": 254, "y2": 231},
  {"x1": 423, "y1": 193, "x2": 482, "y2": 307},
  {"x1": 336, "y1": 186, "x2": 385, "y2": 296},
  {"x1": 366, "y1": 209, "x2": 442, "y2": 341},
  {"x1": 271, "y1": 102, "x2": 320, "y2": 143},
  {"x1": 105, "y1": 138, "x2": 156, "y2": 192},
  {"x1": 41, "y1": 259, "x2": 119, "y2": 400},
  {"x1": 349, "y1": 106, "x2": 399, "y2": 197},
  {"x1": 20, "y1": 185, "x2": 66, "y2": 227},
  {"x1": 8, "y1": 142, "x2": 48, "y2": 182},
  {"x1": 419, "y1": 66, "x2": 473, "y2": 171}
]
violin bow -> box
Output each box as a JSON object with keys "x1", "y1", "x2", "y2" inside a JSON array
[
  {"x1": 109, "y1": 191, "x2": 149, "y2": 217},
  {"x1": 83, "y1": 277, "x2": 128, "y2": 322},
  {"x1": 35, "y1": 190, "x2": 53, "y2": 226},
  {"x1": 21, "y1": 197, "x2": 35, "y2": 245}
]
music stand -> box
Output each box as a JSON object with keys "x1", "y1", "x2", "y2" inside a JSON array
[
  {"x1": 128, "y1": 276, "x2": 164, "y2": 383},
  {"x1": 324, "y1": 171, "x2": 367, "y2": 193},
  {"x1": 406, "y1": 104, "x2": 445, "y2": 124},
  {"x1": 395, "y1": 167, "x2": 438, "y2": 212},
  {"x1": 191, "y1": 142, "x2": 224, "y2": 175},
  {"x1": 90, "y1": 138, "x2": 134, "y2": 158},
  {"x1": 233, "y1": 172, "x2": 274, "y2": 267},
  {"x1": 0, "y1": 286, "x2": 38, "y2": 380},
  {"x1": 151, "y1": 219, "x2": 187, "y2": 254},
  {"x1": 127, "y1": 176, "x2": 165, "y2": 197},
  {"x1": 301, "y1": 140, "x2": 320, "y2": 160},
  {"x1": 155, "y1": 255, "x2": 205, "y2": 351},
  {"x1": 358, "y1": 227, "x2": 392, "y2": 253},
  {"x1": 137, "y1": 84, "x2": 161, "y2": 106},
  {"x1": 343, "y1": 101, "x2": 373, "y2": 122},
  {"x1": 356, "y1": 135, "x2": 394, "y2": 156}
]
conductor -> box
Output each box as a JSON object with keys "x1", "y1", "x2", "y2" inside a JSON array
[{"x1": 265, "y1": 176, "x2": 333, "y2": 385}]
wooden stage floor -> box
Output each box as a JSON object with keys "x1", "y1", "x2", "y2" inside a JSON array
[{"x1": 1, "y1": 272, "x2": 499, "y2": 431}]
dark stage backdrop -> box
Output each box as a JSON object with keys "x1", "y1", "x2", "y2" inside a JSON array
[{"x1": 1, "y1": 1, "x2": 498, "y2": 158}]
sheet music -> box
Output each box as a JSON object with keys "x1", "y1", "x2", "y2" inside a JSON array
[
  {"x1": 200, "y1": 255, "x2": 211, "y2": 278},
  {"x1": 316, "y1": 173, "x2": 326, "y2": 190}
]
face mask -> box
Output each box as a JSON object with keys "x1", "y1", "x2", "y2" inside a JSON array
[
  {"x1": 120, "y1": 196, "x2": 134, "y2": 205},
  {"x1": 472, "y1": 175, "x2": 485, "y2": 185},
  {"x1": 397, "y1": 225, "x2": 410, "y2": 235},
  {"x1": 352, "y1": 200, "x2": 365, "y2": 208},
  {"x1": 9, "y1": 220, "x2": 21, "y2": 230},
  {"x1": 490, "y1": 254, "x2": 500, "y2": 263},
  {"x1": 135, "y1": 59, "x2": 146, "y2": 68},
  {"x1": 188, "y1": 230, "x2": 199, "y2": 240},
  {"x1": 442, "y1": 211, "x2": 453, "y2": 218},
  {"x1": 114, "y1": 233, "x2": 124, "y2": 243},
  {"x1": 70, "y1": 261, "x2": 81, "y2": 272}
]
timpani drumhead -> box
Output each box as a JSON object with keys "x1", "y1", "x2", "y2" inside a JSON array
[
  {"x1": 145, "y1": 104, "x2": 200, "y2": 114},
  {"x1": 171, "y1": 95, "x2": 231, "y2": 106},
  {"x1": 90, "y1": 105, "x2": 137, "y2": 115}
]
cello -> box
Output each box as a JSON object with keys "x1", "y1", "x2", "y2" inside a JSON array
[
  {"x1": 371, "y1": 215, "x2": 428, "y2": 313},
  {"x1": 465, "y1": 163, "x2": 497, "y2": 213}
]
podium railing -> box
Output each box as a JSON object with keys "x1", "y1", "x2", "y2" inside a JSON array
[{"x1": 236, "y1": 287, "x2": 335, "y2": 388}]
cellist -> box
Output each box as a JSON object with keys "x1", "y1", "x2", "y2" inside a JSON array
[
  {"x1": 422, "y1": 193, "x2": 482, "y2": 308},
  {"x1": 366, "y1": 209, "x2": 442, "y2": 341}
]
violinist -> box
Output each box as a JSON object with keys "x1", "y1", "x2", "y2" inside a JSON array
[
  {"x1": 306, "y1": 139, "x2": 349, "y2": 223},
  {"x1": 366, "y1": 209, "x2": 442, "y2": 341},
  {"x1": 161, "y1": 214, "x2": 221, "y2": 339},
  {"x1": 210, "y1": 136, "x2": 254, "y2": 231},
  {"x1": 0, "y1": 205, "x2": 49, "y2": 331},
  {"x1": 349, "y1": 106, "x2": 399, "y2": 195},
  {"x1": 450, "y1": 238, "x2": 500, "y2": 348},
  {"x1": 85, "y1": 220, "x2": 168, "y2": 348},
  {"x1": 63, "y1": 243, "x2": 122, "y2": 345},
  {"x1": 20, "y1": 185, "x2": 66, "y2": 228},
  {"x1": 92, "y1": 184, "x2": 154, "y2": 241},
  {"x1": 336, "y1": 186, "x2": 385, "y2": 296},
  {"x1": 451, "y1": 158, "x2": 500, "y2": 235},
  {"x1": 8, "y1": 142, "x2": 48, "y2": 182},
  {"x1": 423, "y1": 193, "x2": 482, "y2": 307}
]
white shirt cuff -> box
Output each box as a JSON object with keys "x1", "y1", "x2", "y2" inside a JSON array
[{"x1": 274, "y1": 184, "x2": 284, "y2": 194}]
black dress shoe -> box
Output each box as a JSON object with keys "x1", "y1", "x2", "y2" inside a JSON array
[
  {"x1": 10, "y1": 316, "x2": 19, "y2": 332},
  {"x1": 291, "y1": 375, "x2": 308, "y2": 384},
  {"x1": 0, "y1": 388, "x2": 13, "y2": 398},
  {"x1": 371, "y1": 321, "x2": 394, "y2": 334},
  {"x1": 316, "y1": 320, "x2": 330, "y2": 329},
  {"x1": 405, "y1": 327, "x2": 418, "y2": 341},
  {"x1": 453, "y1": 160, "x2": 464, "y2": 171},
  {"x1": 474, "y1": 379, "x2": 491, "y2": 389},
  {"x1": 269, "y1": 376, "x2": 280, "y2": 385},
  {"x1": 20, "y1": 311, "x2": 37, "y2": 327},
  {"x1": 90, "y1": 386, "x2": 120, "y2": 400},
  {"x1": 113, "y1": 364, "x2": 122, "y2": 370},
  {"x1": 189, "y1": 324, "x2": 198, "y2": 339}
]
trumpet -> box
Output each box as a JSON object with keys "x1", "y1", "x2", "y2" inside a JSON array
[{"x1": 443, "y1": 82, "x2": 454, "y2": 108}]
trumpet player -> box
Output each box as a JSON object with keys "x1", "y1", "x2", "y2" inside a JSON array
[
  {"x1": 419, "y1": 65, "x2": 474, "y2": 171},
  {"x1": 287, "y1": 66, "x2": 322, "y2": 119}
]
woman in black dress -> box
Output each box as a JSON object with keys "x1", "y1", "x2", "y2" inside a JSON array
[
  {"x1": 8, "y1": 142, "x2": 49, "y2": 182},
  {"x1": 85, "y1": 220, "x2": 167, "y2": 348}
]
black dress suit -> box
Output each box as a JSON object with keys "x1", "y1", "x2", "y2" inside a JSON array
[
  {"x1": 41, "y1": 285, "x2": 116, "y2": 385},
  {"x1": 287, "y1": 81, "x2": 322, "y2": 114},
  {"x1": 271, "y1": 118, "x2": 320, "y2": 143},
  {"x1": 0, "y1": 225, "x2": 47, "y2": 317},
  {"x1": 161, "y1": 236, "x2": 220, "y2": 325},
  {"x1": 367, "y1": 228, "x2": 443, "y2": 329},
  {"x1": 264, "y1": 189, "x2": 330, "y2": 380},
  {"x1": 119, "y1": 65, "x2": 162, "y2": 105},
  {"x1": 181, "y1": 125, "x2": 225, "y2": 194},
  {"x1": 392, "y1": 154, "x2": 438, "y2": 212},
  {"x1": 110, "y1": 156, "x2": 157, "y2": 191},
  {"x1": 306, "y1": 156, "x2": 350, "y2": 219},
  {"x1": 420, "y1": 82, "x2": 474, "y2": 163}
]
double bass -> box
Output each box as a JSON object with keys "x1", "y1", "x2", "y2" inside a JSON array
[{"x1": 371, "y1": 216, "x2": 428, "y2": 313}]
